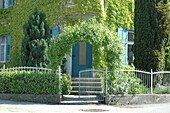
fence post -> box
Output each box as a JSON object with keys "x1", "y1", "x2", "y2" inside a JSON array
[
  {"x1": 151, "y1": 69, "x2": 153, "y2": 94},
  {"x1": 58, "y1": 66, "x2": 61, "y2": 95},
  {"x1": 105, "y1": 67, "x2": 108, "y2": 96},
  {"x1": 3, "y1": 64, "x2": 5, "y2": 70}
]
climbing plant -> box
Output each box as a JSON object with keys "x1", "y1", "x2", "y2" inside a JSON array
[
  {"x1": 48, "y1": 18, "x2": 123, "y2": 71},
  {"x1": 105, "y1": 0, "x2": 134, "y2": 30},
  {"x1": 0, "y1": 0, "x2": 134, "y2": 67},
  {"x1": 0, "y1": 0, "x2": 103, "y2": 67}
]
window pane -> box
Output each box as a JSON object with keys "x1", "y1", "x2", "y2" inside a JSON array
[
  {"x1": 0, "y1": 37, "x2": 6, "y2": 62},
  {"x1": 79, "y1": 42, "x2": 86, "y2": 65},
  {"x1": 0, "y1": 45, "x2": 5, "y2": 61}
]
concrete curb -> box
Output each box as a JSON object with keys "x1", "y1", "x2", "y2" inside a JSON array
[
  {"x1": 105, "y1": 94, "x2": 170, "y2": 105},
  {"x1": 0, "y1": 93, "x2": 60, "y2": 104}
]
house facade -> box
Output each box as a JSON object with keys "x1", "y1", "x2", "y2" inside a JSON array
[
  {"x1": 0, "y1": 0, "x2": 134, "y2": 77},
  {"x1": 0, "y1": 0, "x2": 13, "y2": 63}
]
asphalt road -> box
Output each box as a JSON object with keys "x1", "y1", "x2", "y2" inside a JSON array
[{"x1": 0, "y1": 100, "x2": 170, "y2": 113}]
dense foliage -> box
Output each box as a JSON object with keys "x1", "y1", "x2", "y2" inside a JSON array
[
  {"x1": 107, "y1": 66, "x2": 149, "y2": 94},
  {"x1": 0, "y1": 70, "x2": 59, "y2": 94},
  {"x1": 105, "y1": 0, "x2": 134, "y2": 30},
  {"x1": 0, "y1": 0, "x2": 134, "y2": 68},
  {"x1": 61, "y1": 74, "x2": 72, "y2": 95},
  {"x1": 20, "y1": 8, "x2": 51, "y2": 67},
  {"x1": 48, "y1": 19, "x2": 122, "y2": 71},
  {"x1": 134, "y1": 0, "x2": 169, "y2": 72},
  {"x1": 0, "y1": 0, "x2": 103, "y2": 67},
  {"x1": 154, "y1": 85, "x2": 170, "y2": 94},
  {"x1": 165, "y1": 46, "x2": 170, "y2": 70}
]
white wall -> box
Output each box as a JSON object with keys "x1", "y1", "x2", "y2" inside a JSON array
[{"x1": 65, "y1": 52, "x2": 72, "y2": 76}]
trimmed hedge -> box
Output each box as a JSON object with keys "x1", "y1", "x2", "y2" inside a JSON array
[{"x1": 0, "y1": 70, "x2": 60, "y2": 95}]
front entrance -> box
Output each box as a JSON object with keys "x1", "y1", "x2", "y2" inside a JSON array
[{"x1": 72, "y1": 42, "x2": 92, "y2": 77}]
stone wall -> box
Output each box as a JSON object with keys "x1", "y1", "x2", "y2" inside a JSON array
[
  {"x1": 105, "y1": 94, "x2": 170, "y2": 105},
  {"x1": 0, "y1": 94, "x2": 60, "y2": 104}
]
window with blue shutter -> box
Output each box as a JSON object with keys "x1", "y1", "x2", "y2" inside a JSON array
[
  {"x1": 3, "y1": 0, "x2": 14, "y2": 9},
  {"x1": 118, "y1": 28, "x2": 128, "y2": 66},
  {"x1": 52, "y1": 26, "x2": 60, "y2": 38},
  {"x1": 32, "y1": 0, "x2": 37, "y2": 1},
  {"x1": 5, "y1": 34, "x2": 11, "y2": 62}
]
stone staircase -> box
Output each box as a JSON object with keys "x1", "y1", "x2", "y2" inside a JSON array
[
  {"x1": 70, "y1": 77, "x2": 103, "y2": 95},
  {"x1": 61, "y1": 77, "x2": 104, "y2": 104}
]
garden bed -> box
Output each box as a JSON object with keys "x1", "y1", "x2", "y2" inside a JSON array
[
  {"x1": 0, "y1": 93, "x2": 60, "y2": 104},
  {"x1": 105, "y1": 94, "x2": 170, "y2": 105}
]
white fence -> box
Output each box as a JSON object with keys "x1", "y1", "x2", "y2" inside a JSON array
[
  {"x1": 107, "y1": 69, "x2": 170, "y2": 94},
  {"x1": 79, "y1": 68, "x2": 170, "y2": 95}
]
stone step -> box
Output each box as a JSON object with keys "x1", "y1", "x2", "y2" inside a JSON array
[
  {"x1": 72, "y1": 77, "x2": 101, "y2": 82},
  {"x1": 62, "y1": 95, "x2": 98, "y2": 101},
  {"x1": 70, "y1": 77, "x2": 103, "y2": 95},
  {"x1": 72, "y1": 86, "x2": 102, "y2": 91},
  {"x1": 70, "y1": 90, "x2": 103, "y2": 95},
  {"x1": 72, "y1": 82, "x2": 102, "y2": 86},
  {"x1": 61, "y1": 95, "x2": 104, "y2": 104}
]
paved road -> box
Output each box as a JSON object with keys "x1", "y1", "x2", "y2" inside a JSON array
[{"x1": 0, "y1": 100, "x2": 170, "y2": 113}]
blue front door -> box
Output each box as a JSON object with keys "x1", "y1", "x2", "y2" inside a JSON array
[{"x1": 72, "y1": 42, "x2": 92, "y2": 77}]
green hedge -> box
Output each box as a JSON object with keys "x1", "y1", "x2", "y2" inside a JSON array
[
  {"x1": 0, "y1": 70, "x2": 60, "y2": 95},
  {"x1": 61, "y1": 74, "x2": 72, "y2": 95}
]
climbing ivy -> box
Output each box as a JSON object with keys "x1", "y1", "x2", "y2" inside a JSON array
[
  {"x1": 105, "y1": 0, "x2": 134, "y2": 30},
  {"x1": 0, "y1": 0, "x2": 134, "y2": 67},
  {"x1": 48, "y1": 19, "x2": 123, "y2": 70},
  {"x1": 0, "y1": 0, "x2": 103, "y2": 67}
]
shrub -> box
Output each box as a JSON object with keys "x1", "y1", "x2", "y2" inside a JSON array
[
  {"x1": 107, "y1": 67, "x2": 149, "y2": 94},
  {"x1": 0, "y1": 70, "x2": 60, "y2": 95},
  {"x1": 154, "y1": 84, "x2": 170, "y2": 94},
  {"x1": 61, "y1": 74, "x2": 72, "y2": 95}
]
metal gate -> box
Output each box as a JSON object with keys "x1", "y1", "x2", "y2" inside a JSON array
[{"x1": 79, "y1": 69, "x2": 107, "y2": 102}]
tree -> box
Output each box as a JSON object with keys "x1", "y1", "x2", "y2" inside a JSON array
[
  {"x1": 21, "y1": 8, "x2": 51, "y2": 67},
  {"x1": 134, "y1": 0, "x2": 169, "y2": 72}
]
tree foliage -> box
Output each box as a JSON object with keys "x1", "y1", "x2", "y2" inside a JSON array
[
  {"x1": 48, "y1": 19, "x2": 122, "y2": 70},
  {"x1": 21, "y1": 8, "x2": 51, "y2": 67},
  {"x1": 134, "y1": 0, "x2": 169, "y2": 71}
]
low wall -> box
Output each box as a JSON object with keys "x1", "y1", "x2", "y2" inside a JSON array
[
  {"x1": 105, "y1": 94, "x2": 170, "y2": 105},
  {"x1": 0, "y1": 93, "x2": 60, "y2": 104}
]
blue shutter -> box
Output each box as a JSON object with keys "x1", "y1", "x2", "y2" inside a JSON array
[
  {"x1": 32, "y1": 0, "x2": 37, "y2": 1},
  {"x1": 52, "y1": 27, "x2": 60, "y2": 38},
  {"x1": 118, "y1": 28, "x2": 128, "y2": 66},
  {"x1": 6, "y1": 34, "x2": 11, "y2": 62},
  {"x1": 4, "y1": 0, "x2": 14, "y2": 8},
  {"x1": 9, "y1": 0, "x2": 14, "y2": 7}
]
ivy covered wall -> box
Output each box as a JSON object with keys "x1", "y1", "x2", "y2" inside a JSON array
[{"x1": 0, "y1": 0, "x2": 134, "y2": 67}]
